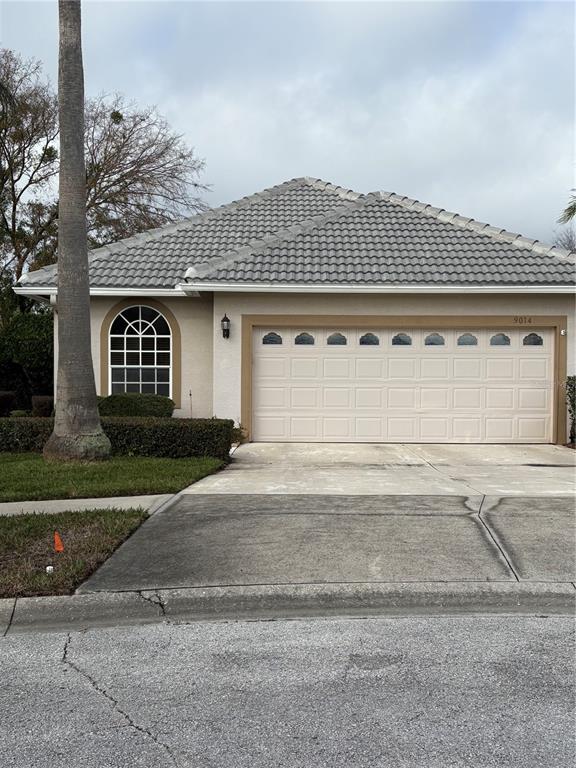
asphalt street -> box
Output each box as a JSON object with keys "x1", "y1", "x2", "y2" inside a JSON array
[{"x1": 1, "y1": 615, "x2": 574, "y2": 768}]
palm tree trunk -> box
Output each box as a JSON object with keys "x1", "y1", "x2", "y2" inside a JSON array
[{"x1": 44, "y1": 0, "x2": 110, "y2": 461}]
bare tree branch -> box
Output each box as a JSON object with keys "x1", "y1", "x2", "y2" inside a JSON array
[{"x1": 0, "y1": 49, "x2": 208, "y2": 281}]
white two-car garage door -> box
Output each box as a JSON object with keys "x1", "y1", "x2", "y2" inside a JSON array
[{"x1": 252, "y1": 327, "x2": 554, "y2": 443}]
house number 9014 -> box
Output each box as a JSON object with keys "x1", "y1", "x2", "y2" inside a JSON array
[{"x1": 513, "y1": 316, "x2": 532, "y2": 324}]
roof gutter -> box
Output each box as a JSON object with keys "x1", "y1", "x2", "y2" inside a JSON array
[
  {"x1": 178, "y1": 281, "x2": 576, "y2": 295},
  {"x1": 13, "y1": 286, "x2": 195, "y2": 298}
]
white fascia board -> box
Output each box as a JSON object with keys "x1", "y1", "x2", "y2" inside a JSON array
[
  {"x1": 178, "y1": 281, "x2": 576, "y2": 295},
  {"x1": 13, "y1": 286, "x2": 193, "y2": 298}
]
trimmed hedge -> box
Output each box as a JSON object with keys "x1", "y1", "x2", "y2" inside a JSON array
[
  {"x1": 0, "y1": 417, "x2": 234, "y2": 461},
  {"x1": 98, "y1": 393, "x2": 175, "y2": 418}
]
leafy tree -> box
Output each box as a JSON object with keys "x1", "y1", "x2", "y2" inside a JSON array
[
  {"x1": 0, "y1": 47, "x2": 207, "y2": 281},
  {"x1": 43, "y1": 0, "x2": 110, "y2": 461}
]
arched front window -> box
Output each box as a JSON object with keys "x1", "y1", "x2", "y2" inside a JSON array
[{"x1": 109, "y1": 306, "x2": 171, "y2": 396}]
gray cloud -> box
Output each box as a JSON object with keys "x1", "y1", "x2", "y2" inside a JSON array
[{"x1": 2, "y1": 0, "x2": 574, "y2": 242}]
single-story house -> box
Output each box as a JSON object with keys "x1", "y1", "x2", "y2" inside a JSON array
[{"x1": 15, "y1": 177, "x2": 576, "y2": 444}]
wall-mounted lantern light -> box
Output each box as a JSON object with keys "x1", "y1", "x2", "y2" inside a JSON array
[{"x1": 221, "y1": 314, "x2": 231, "y2": 339}]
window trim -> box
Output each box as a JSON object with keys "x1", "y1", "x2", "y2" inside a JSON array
[{"x1": 100, "y1": 299, "x2": 181, "y2": 407}]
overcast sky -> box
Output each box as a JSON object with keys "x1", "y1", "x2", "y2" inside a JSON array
[{"x1": 2, "y1": 0, "x2": 574, "y2": 242}]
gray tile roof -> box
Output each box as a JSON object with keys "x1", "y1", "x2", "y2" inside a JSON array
[
  {"x1": 20, "y1": 178, "x2": 575, "y2": 290},
  {"x1": 21, "y1": 178, "x2": 361, "y2": 289},
  {"x1": 187, "y1": 192, "x2": 576, "y2": 286}
]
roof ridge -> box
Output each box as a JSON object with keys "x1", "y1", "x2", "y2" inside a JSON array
[
  {"x1": 376, "y1": 191, "x2": 576, "y2": 261},
  {"x1": 185, "y1": 193, "x2": 377, "y2": 281}
]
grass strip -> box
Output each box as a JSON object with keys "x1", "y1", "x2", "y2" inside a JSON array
[
  {"x1": 0, "y1": 508, "x2": 148, "y2": 598},
  {"x1": 0, "y1": 453, "x2": 223, "y2": 502}
]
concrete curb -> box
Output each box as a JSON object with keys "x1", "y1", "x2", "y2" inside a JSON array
[
  {"x1": 2, "y1": 582, "x2": 574, "y2": 635},
  {"x1": 0, "y1": 494, "x2": 173, "y2": 517}
]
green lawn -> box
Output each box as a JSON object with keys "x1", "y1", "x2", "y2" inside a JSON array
[
  {"x1": 0, "y1": 508, "x2": 148, "y2": 598},
  {"x1": 0, "y1": 453, "x2": 223, "y2": 502}
]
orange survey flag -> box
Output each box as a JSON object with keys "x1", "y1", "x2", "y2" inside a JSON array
[{"x1": 54, "y1": 531, "x2": 64, "y2": 553}]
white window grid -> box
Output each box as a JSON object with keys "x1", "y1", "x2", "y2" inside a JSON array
[{"x1": 109, "y1": 306, "x2": 172, "y2": 398}]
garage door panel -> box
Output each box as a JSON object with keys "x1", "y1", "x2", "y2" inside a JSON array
[
  {"x1": 518, "y1": 358, "x2": 549, "y2": 380},
  {"x1": 421, "y1": 358, "x2": 450, "y2": 379},
  {"x1": 486, "y1": 418, "x2": 515, "y2": 440},
  {"x1": 356, "y1": 359, "x2": 384, "y2": 378},
  {"x1": 388, "y1": 417, "x2": 417, "y2": 440},
  {"x1": 486, "y1": 388, "x2": 514, "y2": 409},
  {"x1": 290, "y1": 388, "x2": 318, "y2": 408},
  {"x1": 291, "y1": 358, "x2": 318, "y2": 378},
  {"x1": 256, "y1": 357, "x2": 288, "y2": 378},
  {"x1": 518, "y1": 417, "x2": 549, "y2": 440},
  {"x1": 453, "y1": 389, "x2": 482, "y2": 409},
  {"x1": 388, "y1": 358, "x2": 416, "y2": 378},
  {"x1": 324, "y1": 388, "x2": 352, "y2": 408},
  {"x1": 421, "y1": 388, "x2": 450, "y2": 409},
  {"x1": 290, "y1": 417, "x2": 320, "y2": 439},
  {"x1": 453, "y1": 418, "x2": 482, "y2": 440},
  {"x1": 323, "y1": 417, "x2": 352, "y2": 439},
  {"x1": 388, "y1": 388, "x2": 417, "y2": 408},
  {"x1": 454, "y1": 358, "x2": 482, "y2": 378},
  {"x1": 518, "y1": 388, "x2": 547, "y2": 409},
  {"x1": 355, "y1": 388, "x2": 383, "y2": 408},
  {"x1": 252, "y1": 327, "x2": 554, "y2": 443},
  {"x1": 258, "y1": 387, "x2": 287, "y2": 408},
  {"x1": 486, "y1": 358, "x2": 515, "y2": 379}
]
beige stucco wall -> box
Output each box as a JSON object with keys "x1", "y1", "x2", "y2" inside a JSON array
[
  {"x1": 88, "y1": 295, "x2": 214, "y2": 418},
  {"x1": 213, "y1": 292, "x2": 576, "y2": 425},
  {"x1": 52, "y1": 290, "x2": 574, "y2": 432}
]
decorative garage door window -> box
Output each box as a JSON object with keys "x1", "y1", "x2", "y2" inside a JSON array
[
  {"x1": 523, "y1": 333, "x2": 543, "y2": 346},
  {"x1": 457, "y1": 333, "x2": 478, "y2": 346},
  {"x1": 295, "y1": 332, "x2": 315, "y2": 345},
  {"x1": 262, "y1": 332, "x2": 282, "y2": 345},
  {"x1": 391, "y1": 332, "x2": 412, "y2": 346},
  {"x1": 109, "y1": 306, "x2": 171, "y2": 396},
  {"x1": 424, "y1": 332, "x2": 445, "y2": 346},
  {"x1": 359, "y1": 333, "x2": 379, "y2": 345},
  {"x1": 490, "y1": 333, "x2": 510, "y2": 346},
  {"x1": 327, "y1": 332, "x2": 347, "y2": 345}
]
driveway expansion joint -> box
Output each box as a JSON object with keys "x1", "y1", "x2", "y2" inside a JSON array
[
  {"x1": 61, "y1": 632, "x2": 180, "y2": 766},
  {"x1": 476, "y1": 496, "x2": 520, "y2": 582}
]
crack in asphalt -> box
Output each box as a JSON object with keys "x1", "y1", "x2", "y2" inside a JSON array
[
  {"x1": 2, "y1": 598, "x2": 16, "y2": 637},
  {"x1": 138, "y1": 590, "x2": 167, "y2": 616},
  {"x1": 61, "y1": 633, "x2": 179, "y2": 767}
]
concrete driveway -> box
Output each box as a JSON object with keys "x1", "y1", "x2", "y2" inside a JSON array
[
  {"x1": 185, "y1": 442, "x2": 576, "y2": 496},
  {"x1": 79, "y1": 443, "x2": 576, "y2": 594}
]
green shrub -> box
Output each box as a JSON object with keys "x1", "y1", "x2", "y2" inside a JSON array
[
  {"x1": 0, "y1": 392, "x2": 16, "y2": 417},
  {"x1": 98, "y1": 393, "x2": 175, "y2": 418},
  {"x1": 31, "y1": 395, "x2": 54, "y2": 417},
  {"x1": 0, "y1": 417, "x2": 234, "y2": 461},
  {"x1": 9, "y1": 410, "x2": 29, "y2": 418},
  {"x1": 567, "y1": 375, "x2": 576, "y2": 444}
]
